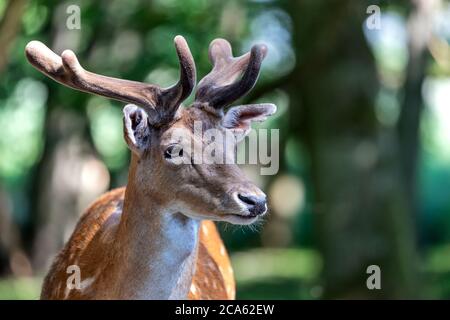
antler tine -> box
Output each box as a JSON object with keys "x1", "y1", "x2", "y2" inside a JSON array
[
  {"x1": 168, "y1": 35, "x2": 196, "y2": 103},
  {"x1": 158, "y1": 35, "x2": 196, "y2": 122},
  {"x1": 25, "y1": 36, "x2": 196, "y2": 125},
  {"x1": 195, "y1": 38, "x2": 267, "y2": 112},
  {"x1": 25, "y1": 41, "x2": 158, "y2": 111}
]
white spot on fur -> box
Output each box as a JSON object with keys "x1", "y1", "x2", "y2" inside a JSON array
[
  {"x1": 220, "y1": 245, "x2": 226, "y2": 256},
  {"x1": 227, "y1": 285, "x2": 235, "y2": 299},
  {"x1": 63, "y1": 276, "x2": 96, "y2": 299},
  {"x1": 80, "y1": 277, "x2": 95, "y2": 290},
  {"x1": 190, "y1": 283, "x2": 197, "y2": 294},
  {"x1": 202, "y1": 224, "x2": 209, "y2": 236},
  {"x1": 63, "y1": 286, "x2": 70, "y2": 300}
]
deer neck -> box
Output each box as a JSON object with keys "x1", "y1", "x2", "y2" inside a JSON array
[{"x1": 113, "y1": 156, "x2": 199, "y2": 299}]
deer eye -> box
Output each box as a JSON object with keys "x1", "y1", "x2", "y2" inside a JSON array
[{"x1": 164, "y1": 144, "x2": 183, "y2": 160}]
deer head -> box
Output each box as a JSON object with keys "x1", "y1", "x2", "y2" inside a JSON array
[{"x1": 25, "y1": 36, "x2": 276, "y2": 225}]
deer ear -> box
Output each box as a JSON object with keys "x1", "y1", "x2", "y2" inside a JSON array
[
  {"x1": 123, "y1": 104, "x2": 151, "y2": 156},
  {"x1": 222, "y1": 103, "x2": 277, "y2": 141}
]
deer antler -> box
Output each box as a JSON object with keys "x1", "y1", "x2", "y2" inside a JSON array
[
  {"x1": 194, "y1": 38, "x2": 267, "y2": 113},
  {"x1": 25, "y1": 35, "x2": 196, "y2": 126}
]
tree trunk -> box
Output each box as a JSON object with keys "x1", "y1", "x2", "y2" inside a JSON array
[
  {"x1": 287, "y1": 0, "x2": 418, "y2": 298},
  {"x1": 397, "y1": 0, "x2": 436, "y2": 219}
]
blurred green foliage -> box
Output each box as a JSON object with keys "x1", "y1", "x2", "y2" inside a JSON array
[
  {"x1": 0, "y1": 277, "x2": 41, "y2": 299},
  {"x1": 0, "y1": 0, "x2": 450, "y2": 300}
]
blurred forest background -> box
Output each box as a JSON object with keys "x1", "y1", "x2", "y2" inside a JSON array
[{"x1": 0, "y1": 0, "x2": 450, "y2": 299}]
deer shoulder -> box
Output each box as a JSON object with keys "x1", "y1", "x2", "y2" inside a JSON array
[{"x1": 40, "y1": 188, "x2": 234, "y2": 300}]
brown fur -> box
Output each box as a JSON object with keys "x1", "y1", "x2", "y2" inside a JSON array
[{"x1": 41, "y1": 188, "x2": 234, "y2": 300}]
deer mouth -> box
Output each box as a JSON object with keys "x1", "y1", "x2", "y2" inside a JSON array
[
  {"x1": 232, "y1": 213, "x2": 259, "y2": 219},
  {"x1": 223, "y1": 209, "x2": 267, "y2": 224}
]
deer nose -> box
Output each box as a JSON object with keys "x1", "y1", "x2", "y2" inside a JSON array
[{"x1": 237, "y1": 193, "x2": 267, "y2": 216}]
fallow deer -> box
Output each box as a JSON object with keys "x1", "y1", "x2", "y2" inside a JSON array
[{"x1": 25, "y1": 35, "x2": 276, "y2": 300}]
